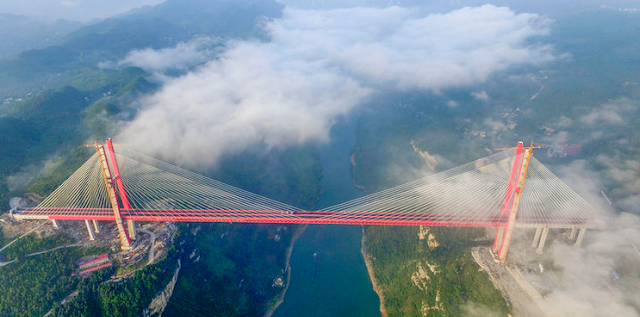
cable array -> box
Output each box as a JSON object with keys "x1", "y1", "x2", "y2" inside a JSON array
[
  {"x1": 17, "y1": 147, "x2": 596, "y2": 228},
  {"x1": 318, "y1": 151, "x2": 514, "y2": 226},
  {"x1": 113, "y1": 148, "x2": 302, "y2": 222},
  {"x1": 20, "y1": 153, "x2": 113, "y2": 219},
  {"x1": 517, "y1": 157, "x2": 596, "y2": 226}
]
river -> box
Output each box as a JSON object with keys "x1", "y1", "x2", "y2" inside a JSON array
[{"x1": 273, "y1": 116, "x2": 380, "y2": 317}]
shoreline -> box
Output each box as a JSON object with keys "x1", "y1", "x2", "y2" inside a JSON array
[
  {"x1": 360, "y1": 226, "x2": 388, "y2": 317},
  {"x1": 264, "y1": 224, "x2": 308, "y2": 317}
]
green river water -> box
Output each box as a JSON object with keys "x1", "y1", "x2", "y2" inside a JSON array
[{"x1": 273, "y1": 117, "x2": 380, "y2": 317}]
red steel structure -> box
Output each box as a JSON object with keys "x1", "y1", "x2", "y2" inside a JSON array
[
  {"x1": 78, "y1": 262, "x2": 113, "y2": 276},
  {"x1": 13, "y1": 140, "x2": 596, "y2": 260},
  {"x1": 106, "y1": 139, "x2": 137, "y2": 240},
  {"x1": 494, "y1": 142, "x2": 524, "y2": 250},
  {"x1": 78, "y1": 253, "x2": 110, "y2": 270},
  {"x1": 95, "y1": 140, "x2": 131, "y2": 249}
]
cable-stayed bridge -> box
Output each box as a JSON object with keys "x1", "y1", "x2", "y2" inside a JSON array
[{"x1": 11, "y1": 140, "x2": 596, "y2": 262}]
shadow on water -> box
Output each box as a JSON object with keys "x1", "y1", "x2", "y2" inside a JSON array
[{"x1": 272, "y1": 115, "x2": 380, "y2": 317}]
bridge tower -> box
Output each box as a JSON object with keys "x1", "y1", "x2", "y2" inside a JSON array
[
  {"x1": 105, "y1": 139, "x2": 136, "y2": 240},
  {"x1": 94, "y1": 141, "x2": 132, "y2": 250},
  {"x1": 493, "y1": 142, "x2": 524, "y2": 253},
  {"x1": 494, "y1": 141, "x2": 535, "y2": 263}
]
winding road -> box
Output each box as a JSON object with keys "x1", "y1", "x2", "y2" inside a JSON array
[
  {"x1": 0, "y1": 221, "x2": 48, "y2": 253},
  {"x1": 138, "y1": 228, "x2": 156, "y2": 265},
  {"x1": 0, "y1": 243, "x2": 82, "y2": 268}
]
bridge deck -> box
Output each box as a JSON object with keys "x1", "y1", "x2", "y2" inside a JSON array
[{"x1": 13, "y1": 147, "x2": 596, "y2": 229}]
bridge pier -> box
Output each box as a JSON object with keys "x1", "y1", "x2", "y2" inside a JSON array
[
  {"x1": 85, "y1": 220, "x2": 95, "y2": 241},
  {"x1": 92, "y1": 220, "x2": 100, "y2": 233},
  {"x1": 493, "y1": 227, "x2": 504, "y2": 252},
  {"x1": 531, "y1": 226, "x2": 543, "y2": 248},
  {"x1": 51, "y1": 219, "x2": 59, "y2": 229},
  {"x1": 127, "y1": 220, "x2": 136, "y2": 240},
  {"x1": 536, "y1": 227, "x2": 549, "y2": 254},
  {"x1": 575, "y1": 228, "x2": 586, "y2": 247},
  {"x1": 569, "y1": 227, "x2": 577, "y2": 240}
]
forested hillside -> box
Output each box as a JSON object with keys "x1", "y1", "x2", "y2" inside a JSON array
[
  {"x1": 0, "y1": 2, "x2": 312, "y2": 317},
  {"x1": 352, "y1": 10, "x2": 640, "y2": 316}
]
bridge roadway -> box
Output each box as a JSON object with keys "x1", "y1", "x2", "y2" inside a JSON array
[
  {"x1": 0, "y1": 243, "x2": 82, "y2": 267},
  {"x1": 14, "y1": 208, "x2": 515, "y2": 227},
  {"x1": 11, "y1": 141, "x2": 595, "y2": 230},
  {"x1": 12, "y1": 207, "x2": 591, "y2": 228}
]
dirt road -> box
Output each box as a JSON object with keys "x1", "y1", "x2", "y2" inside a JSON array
[
  {"x1": 0, "y1": 243, "x2": 82, "y2": 268},
  {"x1": 471, "y1": 247, "x2": 548, "y2": 317},
  {"x1": 138, "y1": 228, "x2": 156, "y2": 265}
]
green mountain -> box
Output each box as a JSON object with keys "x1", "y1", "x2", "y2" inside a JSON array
[
  {"x1": 0, "y1": 2, "x2": 312, "y2": 317},
  {"x1": 0, "y1": 0, "x2": 285, "y2": 200},
  {"x1": 0, "y1": 68, "x2": 154, "y2": 204},
  {"x1": 0, "y1": 13, "x2": 82, "y2": 59},
  {"x1": 351, "y1": 10, "x2": 640, "y2": 316},
  {"x1": 0, "y1": 0, "x2": 283, "y2": 101},
  {"x1": 125, "y1": 0, "x2": 284, "y2": 38}
]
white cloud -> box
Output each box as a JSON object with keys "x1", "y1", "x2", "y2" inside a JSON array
[
  {"x1": 114, "y1": 36, "x2": 221, "y2": 75},
  {"x1": 594, "y1": 153, "x2": 640, "y2": 212},
  {"x1": 483, "y1": 118, "x2": 506, "y2": 131},
  {"x1": 543, "y1": 212, "x2": 640, "y2": 317},
  {"x1": 118, "y1": 5, "x2": 557, "y2": 167},
  {"x1": 542, "y1": 129, "x2": 570, "y2": 144},
  {"x1": 471, "y1": 90, "x2": 489, "y2": 101},
  {"x1": 517, "y1": 162, "x2": 640, "y2": 317},
  {"x1": 462, "y1": 302, "x2": 503, "y2": 317},
  {"x1": 555, "y1": 115, "x2": 573, "y2": 128},
  {"x1": 6, "y1": 157, "x2": 62, "y2": 192},
  {"x1": 60, "y1": 0, "x2": 77, "y2": 8},
  {"x1": 580, "y1": 98, "x2": 635, "y2": 125},
  {"x1": 268, "y1": 6, "x2": 554, "y2": 91},
  {"x1": 549, "y1": 98, "x2": 640, "y2": 213}
]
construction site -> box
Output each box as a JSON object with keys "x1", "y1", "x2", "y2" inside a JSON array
[{"x1": 1, "y1": 207, "x2": 178, "y2": 278}]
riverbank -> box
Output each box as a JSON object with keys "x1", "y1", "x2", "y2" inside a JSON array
[
  {"x1": 361, "y1": 227, "x2": 387, "y2": 317},
  {"x1": 264, "y1": 224, "x2": 308, "y2": 317},
  {"x1": 272, "y1": 115, "x2": 379, "y2": 317}
]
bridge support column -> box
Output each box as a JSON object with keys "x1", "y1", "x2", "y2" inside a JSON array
[
  {"x1": 532, "y1": 227, "x2": 543, "y2": 248},
  {"x1": 493, "y1": 227, "x2": 504, "y2": 252},
  {"x1": 51, "y1": 219, "x2": 59, "y2": 229},
  {"x1": 85, "y1": 220, "x2": 95, "y2": 241},
  {"x1": 536, "y1": 227, "x2": 549, "y2": 254},
  {"x1": 569, "y1": 227, "x2": 577, "y2": 240},
  {"x1": 575, "y1": 228, "x2": 586, "y2": 247},
  {"x1": 92, "y1": 220, "x2": 100, "y2": 233},
  {"x1": 127, "y1": 220, "x2": 136, "y2": 240}
]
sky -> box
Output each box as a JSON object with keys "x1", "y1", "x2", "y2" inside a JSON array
[
  {"x1": 278, "y1": 0, "x2": 640, "y2": 16},
  {"x1": 0, "y1": 0, "x2": 166, "y2": 22},
  {"x1": 2, "y1": 0, "x2": 640, "y2": 23}
]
